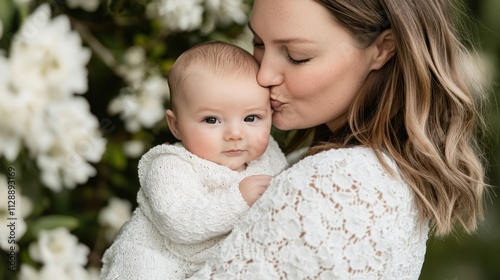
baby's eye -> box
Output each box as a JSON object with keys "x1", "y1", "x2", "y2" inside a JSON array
[
  {"x1": 244, "y1": 115, "x2": 259, "y2": 122},
  {"x1": 204, "y1": 117, "x2": 219, "y2": 124}
]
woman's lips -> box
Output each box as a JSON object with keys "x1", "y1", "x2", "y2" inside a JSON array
[{"x1": 271, "y1": 99, "x2": 283, "y2": 110}]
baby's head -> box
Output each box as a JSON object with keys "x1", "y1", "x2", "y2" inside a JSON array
[{"x1": 166, "y1": 41, "x2": 272, "y2": 171}]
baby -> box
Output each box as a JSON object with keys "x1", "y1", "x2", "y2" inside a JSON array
[{"x1": 100, "y1": 41, "x2": 288, "y2": 280}]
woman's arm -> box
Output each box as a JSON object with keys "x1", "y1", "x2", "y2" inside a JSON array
[
  {"x1": 189, "y1": 148, "x2": 428, "y2": 279},
  {"x1": 139, "y1": 155, "x2": 249, "y2": 244}
]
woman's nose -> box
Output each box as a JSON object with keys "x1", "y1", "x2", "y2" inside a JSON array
[{"x1": 256, "y1": 55, "x2": 284, "y2": 88}]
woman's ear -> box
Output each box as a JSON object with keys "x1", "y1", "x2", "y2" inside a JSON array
[
  {"x1": 165, "y1": 109, "x2": 181, "y2": 140},
  {"x1": 370, "y1": 29, "x2": 396, "y2": 70}
]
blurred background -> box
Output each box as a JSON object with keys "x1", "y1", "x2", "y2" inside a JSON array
[{"x1": 0, "y1": 0, "x2": 498, "y2": 279}]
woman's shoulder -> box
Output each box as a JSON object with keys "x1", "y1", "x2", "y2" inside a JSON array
[
  {"x1": 291, "y1": 146, "x2": 397, "y2": 173},
  {"x1": 279, "y1": 146, "x2": 409, "y2": 198}
]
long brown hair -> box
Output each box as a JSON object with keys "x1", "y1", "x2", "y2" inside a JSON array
[{"x1": 303, "y1": 0, "x2": 488, "y2": 236}]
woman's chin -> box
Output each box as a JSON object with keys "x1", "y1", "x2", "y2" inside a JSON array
[
  {"x1": 272, "y1": 115, "x2": 290, "y2": 131},
  {"x1": 272, "y1": 115, "x2": 304, "y2": 131}
]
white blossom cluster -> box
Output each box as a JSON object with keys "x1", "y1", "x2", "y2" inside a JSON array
[
  {"x1": 98, "y1": 197, "x2": 132, "y2": 241},
  {"x1": 0, "y1": 175, "x2": 32, "y2": 252},
  {"x1": 15, "y1": 0, "x2": 100, "y2": 12},
  {"x1": 109, "y1": 0, "x2": 250, "y2": 134},
  {"x1": 146, "y1": 0, "x2": 248, "y2": 33},
  {"x1": 108, "y1": 46, "x2": 170, "y2": 133},
  {"x1": 19, "y1": 227, "x2": 99, "y2": 280},
  {"x1": 0, "y1": 4, "x2": 106, "y2": 191}
]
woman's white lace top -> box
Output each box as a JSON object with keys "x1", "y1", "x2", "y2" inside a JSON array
[
  {"x1": 189, "y1": 147, "x2": 429, "y2": 280},
  {"x1": 100, "y1": 137, "x2": 287, "y2": 279}
]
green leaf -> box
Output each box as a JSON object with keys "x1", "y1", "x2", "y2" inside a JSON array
[
  {"x1": 104, "y1": 142, "x2": 127, "y2": 170},
  {"x1": 29, "y1": 215, "x2": 80, "y2": 236},
  {"x1": 0, "y1": 0, "x2": 16, "y2": 48}
]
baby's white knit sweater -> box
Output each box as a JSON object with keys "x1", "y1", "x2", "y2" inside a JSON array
[{"x1": 100, "y1": 137, "x2": 287, "y2": 280}]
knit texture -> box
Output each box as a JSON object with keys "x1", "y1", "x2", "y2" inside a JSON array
[{"x1": 100, "y1": 137, "x2": 288, "y2": 280}]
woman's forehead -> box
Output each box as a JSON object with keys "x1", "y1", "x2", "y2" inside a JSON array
[{"x1": 249, "y1": 0, "x2": 334, "y2": 36}]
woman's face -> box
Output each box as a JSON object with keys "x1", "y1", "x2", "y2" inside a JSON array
[{"x1": 249, "y1": 0, "x2": 375, "y2": 131}]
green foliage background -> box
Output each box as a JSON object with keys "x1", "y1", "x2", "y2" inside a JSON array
[{"x1": 0, "y1": 0, "x2": 498, "y2": 279}]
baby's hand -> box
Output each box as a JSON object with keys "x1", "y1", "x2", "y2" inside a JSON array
[{"x1": 239, "y1": 175, "x2": 272, "y2": 206}]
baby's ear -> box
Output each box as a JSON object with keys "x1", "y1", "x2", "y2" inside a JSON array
[{"x1": 165, "y1": 109, "x2": 181, "y2": 140}]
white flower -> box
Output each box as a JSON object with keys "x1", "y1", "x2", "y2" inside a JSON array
[
  {"x1": 98, "y1": 197, "x2": 132, "y2": 241},
  {"x1": 20, "y1": 264, "x2": 99, "y2": 280},
  {"x1": 109, "y1": 74, "x2": 169, "y2": 132},
  {"x1": 67, "y1": 0, "x2": 100, "y2": 12},
  {"x1": 0, "y1": 63, "x2": 53, "y2": 162},
  {"x1": 123, "y1": 140, "x2": 146, "y2": 158},
  {"x1": 0, "y1": 55, "x2": 24, "y2": 161},
  {"x1": 19, "y1": 264, "x2": 39, "y2": 280},
  {"x1": 123, "y1": 46, "x2": 147, "y2": 66},
  {"x1": 10, "y1": 4, "x2": 91, "y2": 99},
  {"x1": 27, "y1": 97, "x2": 107, "y2": 191},
  {"x1": 0, "y1": 175, "x2": 33, "y2": 251},
  {"x1": 148, "y1": 0, "x2": 204, "y2": 31},
  {"x1": 0, "y1": 5, "x2": 104, "y2": 192},
  {"x1": 117, "y1": 46, "x2": 148, "y2": 89},
  {"x1": 203, "y1": 0, "x2": 248, "y2": 33},
  {"x1": 29, "y1": 227, "x2": 90, "y2": 267},
  {"x1": 86, "y1": 266, "x2": 101, "y2": 280}
]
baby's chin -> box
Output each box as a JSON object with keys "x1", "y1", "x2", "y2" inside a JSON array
[
  {"x1": 231, "y1": 164, "x2": 247, "y2": 172},
  {"x1": 221, "y1": 149, "x2": 266, "y2": 171},
  {"x1": 225, "y1": 161, "x2": 248, "y2": 172}
]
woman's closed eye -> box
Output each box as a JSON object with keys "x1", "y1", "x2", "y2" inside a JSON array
[
  {"x1": 286, "y1": 54, "x2": 311, "y2": 65},
  {"x1": 253, "y1": 39, "x2": 310, "y2": 65},
  {"x1": 252, "y1": 38, "x2": 264, "y2": 49}
]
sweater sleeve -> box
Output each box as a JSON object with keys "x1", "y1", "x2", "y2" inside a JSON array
[
  {"x1": 188, "y1": 148, "x2": 429, "y2": 279},
  {"x1": 138, "y1": 155, "x2": 249, "y2": 244}
]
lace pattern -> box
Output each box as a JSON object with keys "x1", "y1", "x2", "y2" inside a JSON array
[{"x1": 190, "y1": 147, "x2": 429, "y2": 280}]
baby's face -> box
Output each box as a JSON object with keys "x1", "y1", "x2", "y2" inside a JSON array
[{"x1": 170, "y1": 70, "x2": 272, "y2": 171}]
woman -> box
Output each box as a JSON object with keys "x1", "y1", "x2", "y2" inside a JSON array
[{"x1": 190, "y1": 0, "x2": 487, "y2": 278}]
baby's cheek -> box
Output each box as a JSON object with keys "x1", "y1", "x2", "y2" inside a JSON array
[{"x1": 254, "y1": 130, "x2": 271, "y2": 153}]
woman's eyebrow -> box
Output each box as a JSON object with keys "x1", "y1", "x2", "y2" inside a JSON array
[{"x1": 247, "y1": 22, "x2": 315, "y2": 44}]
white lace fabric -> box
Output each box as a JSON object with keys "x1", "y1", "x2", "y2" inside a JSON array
[
  {"x1": 190, "y1": 147, "x2": 429, "y2": 280},
  {"x1": 100, "y1": 137, "x2": 288, "y2": 280}
]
